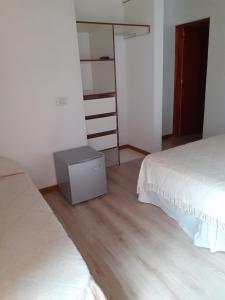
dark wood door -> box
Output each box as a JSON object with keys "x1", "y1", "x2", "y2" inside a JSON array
[{"x1": 173, "y1": 18, "x2": 210, "y2": 136}]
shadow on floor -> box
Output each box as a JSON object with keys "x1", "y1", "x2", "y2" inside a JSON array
[{"x1": 162, "y1": 134, "x2": 202, "y2": 150}]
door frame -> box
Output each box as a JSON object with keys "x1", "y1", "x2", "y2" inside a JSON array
[{"x1": 173, "y1": 18, "x2": 210, "y2": 136}]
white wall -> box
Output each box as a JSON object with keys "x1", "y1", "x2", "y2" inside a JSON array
[
  {"x1": 78, "y1": 28, "x2": 115, "y2": 92},
  {"x1": 163, "y1": 1, "x2": 175, "y2": 135},
  {"x1": 90, "y1": 27, "x2": 115, "y2": 92},
  {"x1": 115, "y1": 36, "x2": 129, "y2": 146},
  {"x1": 152, "y1": 0, "x2": 165, "y2": 148},
  {"x1": 78, "y1": 32, "x2": 94, "y2": 91},
  {"x1": 124, "y1": 0, "x2": 164, "y2": 152},
  {"x1": 0, "y1": 0, "x2": 87, "y2": 188},
  {"x1": 74, "y1": 0, "x2": 124, "y2": 22}
]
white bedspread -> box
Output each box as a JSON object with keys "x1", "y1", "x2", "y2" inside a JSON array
[
  {"x1": 0, "y1": 173, "x2": 106, "y2": 300},
  {"x1": 138, "y1": 135, "x2": 225, "y2": 231}
]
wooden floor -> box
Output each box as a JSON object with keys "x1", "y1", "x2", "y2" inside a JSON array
[
  {"x1": 162, "y1": 134, "x2": 202, "y2": 150},
  {"x1": 45, "y1": 159, "x2": 225, "y2": 300}
]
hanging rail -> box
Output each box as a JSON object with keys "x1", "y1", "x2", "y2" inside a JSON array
[{"x1": 76, "y1": 21, "x2": 150, "y2": 39}]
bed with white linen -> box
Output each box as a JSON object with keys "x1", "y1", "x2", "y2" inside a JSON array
[
  {"x1": 0, "y1": 157, "x2": 106, "y2": 300},
  {"x1": 138, "y1": 135, "x2": 225, "y2": 253}
]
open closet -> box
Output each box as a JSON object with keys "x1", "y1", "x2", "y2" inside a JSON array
[{"x1": 76, "y1": 21, "x2": 150, "y2": 166}]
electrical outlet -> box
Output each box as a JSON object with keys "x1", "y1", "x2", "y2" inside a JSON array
[{"x1": 56, "y1": 97, "x2": 68, "y2": 106}]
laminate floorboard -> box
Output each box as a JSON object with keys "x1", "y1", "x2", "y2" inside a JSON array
[{"x1": 44, "y1": 159, "x2": 225, "y2": 300}]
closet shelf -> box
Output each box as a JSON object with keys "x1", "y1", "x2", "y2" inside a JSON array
[
  {"x1": 80, "y1": 59, "x2": 115, "y2": 62},
  {"x1": 77, "y1": 21, "x2": 150, "y2": 39},
  {"x1": 87, "y1": 130, "x2": 117, "y2": 140},
  {"x1": 85, "y1": 112, "x2": 116, "y2": 120},
  {"x1": 83, "y1": 90, "x2": 116, "y2": 100}
]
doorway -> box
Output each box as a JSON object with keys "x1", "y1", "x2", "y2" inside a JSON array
[{"x1": 173, "y1": 18, "x2": 210, "y2": 137}]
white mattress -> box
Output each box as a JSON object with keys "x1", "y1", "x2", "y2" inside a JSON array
[
  {"x1": 0, "y1": 173, "x2": 106, "y2": 300},
  {"x1": 138, "y1": 135, "x2": 225, "y2": 253}
]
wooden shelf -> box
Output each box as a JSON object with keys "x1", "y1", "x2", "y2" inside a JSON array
[
  {"x1": 83, "y1": 91, "x2": 116, "y2": 100},
  {"x1": 87, "y1": 130, "x2": 117, "y2": 140},
  {"x1": 80, "y1": 59, "x2": 115, "y2": 62},
  {"x1": 85, "y1": 112, "x2": 116, "y2": 120}
]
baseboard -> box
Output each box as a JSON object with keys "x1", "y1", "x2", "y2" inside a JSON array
[
  {"x1": 162, "y1": 134, "x2": 173, "y2": 139},
  {"x1": 119, "y1": 144, "x2": 129, "y2": 150},
  {"x1": 39, "y1": 185, "x2": 58, "y2": 195},
  {"x1": 119, "y1": 144, "x2": 150, "y2": 155}
]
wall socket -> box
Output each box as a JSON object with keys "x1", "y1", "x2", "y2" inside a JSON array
[{"x1": 56, "y1": 97, "x2": 68, "y2": 106}]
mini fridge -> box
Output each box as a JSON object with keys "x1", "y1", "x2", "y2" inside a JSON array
[{"x1": 54, "y1": 146, "x2": 107, "y2": 205}]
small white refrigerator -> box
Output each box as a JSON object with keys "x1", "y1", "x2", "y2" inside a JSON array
[{"x1": 54, "y1": 146, "x2": 107, "y2": 205}]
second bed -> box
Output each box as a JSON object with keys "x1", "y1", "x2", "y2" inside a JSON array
[{"x1": 138, "y1": 135, "x2": 225, "y2": 253}]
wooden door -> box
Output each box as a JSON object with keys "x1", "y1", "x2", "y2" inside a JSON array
[{"x1": 173, "y1": 18, "x2": 210, "y2": 136}]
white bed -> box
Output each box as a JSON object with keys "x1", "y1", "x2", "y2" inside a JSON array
[
  {"x1": 138, "y1": 135, "x2": 225, "y2": 253},
  {"x1": 0, "y1": 157, "x2": 106, "y2": 300}
]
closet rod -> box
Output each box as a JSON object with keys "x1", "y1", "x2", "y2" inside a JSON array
[{"x1": 76, "y1": 21, "x2": 150, "y2": 33}]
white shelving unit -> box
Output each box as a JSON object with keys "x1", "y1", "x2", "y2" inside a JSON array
[{"x1": 76, "y1": 21, "x2": 150, "y2": 166}]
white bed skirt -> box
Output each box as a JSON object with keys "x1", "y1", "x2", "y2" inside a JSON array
[{"x1": 139, "y1": 191, "x2": 225, "y2": 253}]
